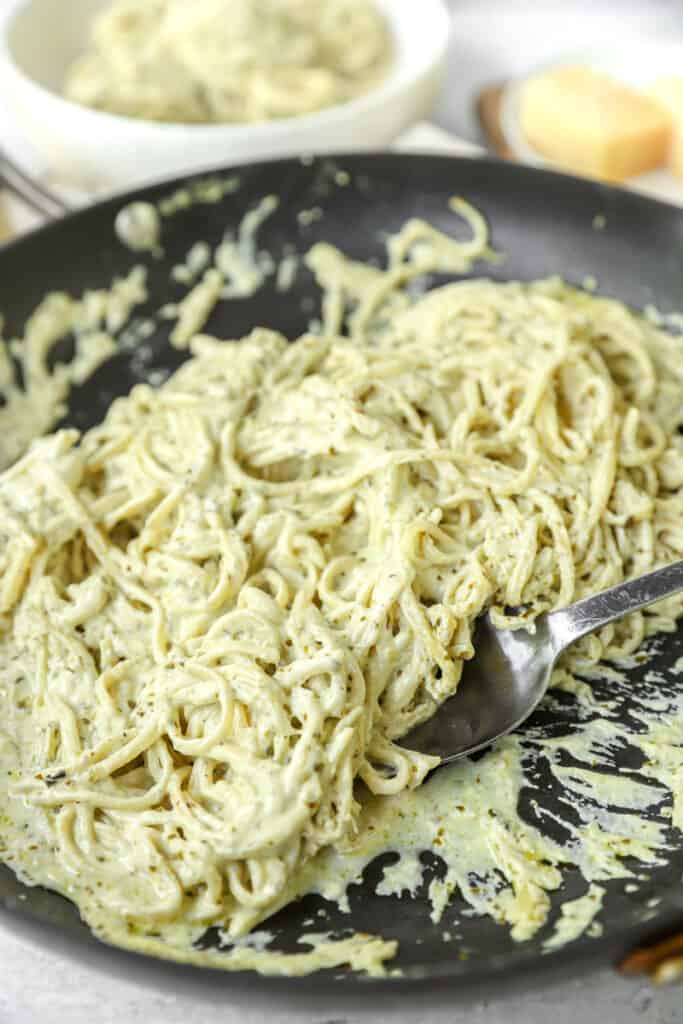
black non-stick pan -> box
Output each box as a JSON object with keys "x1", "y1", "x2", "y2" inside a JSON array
[{"x1": 2, "y1": 155, "x2": 683, "y2": 994}]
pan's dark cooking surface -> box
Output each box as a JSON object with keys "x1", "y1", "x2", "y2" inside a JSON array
[{"x1": 1, "y1": 155, "x2": 683, "y2": 993}]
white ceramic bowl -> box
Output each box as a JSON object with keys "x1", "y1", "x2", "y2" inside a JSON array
[{"x1": 0, "y1": 0, "x2": 450, "y2": 193}]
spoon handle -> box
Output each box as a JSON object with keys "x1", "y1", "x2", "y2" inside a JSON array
[{"x1": 547, "y1": 559, "x2": 683, "y2": 652}]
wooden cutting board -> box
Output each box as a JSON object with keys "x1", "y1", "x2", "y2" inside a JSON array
[{"x1": 476, "y1": 81, "x2": 520, "y2": 161}]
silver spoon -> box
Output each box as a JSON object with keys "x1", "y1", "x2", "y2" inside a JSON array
[{"x1": 403, "y1": 559, "x2": 683, "y2": 764}]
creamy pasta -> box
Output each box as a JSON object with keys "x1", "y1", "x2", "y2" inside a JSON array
[
  {"x1": 1, "y1": 199, "x2": 683, "y2": 975},
  {"x1": 64, "y1": 0, "x2": 391, "y2": 124}
]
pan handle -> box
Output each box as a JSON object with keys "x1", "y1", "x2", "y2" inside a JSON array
[{"x1": 1, "y1": 149, "x2": 69, "y2": 221}]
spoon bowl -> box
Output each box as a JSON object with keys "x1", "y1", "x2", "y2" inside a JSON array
[{"x1": 403, "y1": 559, "x2": 683, "y2": 763}]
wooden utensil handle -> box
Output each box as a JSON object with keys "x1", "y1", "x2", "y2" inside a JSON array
[{"x1": 476, "y1": 82, "x2": 519, "y2": 161}]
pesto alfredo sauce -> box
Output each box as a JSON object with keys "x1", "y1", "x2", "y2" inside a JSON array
[
  {"x1": 1, "y1": 198, "x2": 683, "y2": 976},
  {"x1": 64, "y1": 0, "x2": 391, "y2": 125}
]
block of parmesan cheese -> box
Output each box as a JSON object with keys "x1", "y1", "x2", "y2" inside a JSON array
[
  {"x1": 647, "y1": 77, "x2": 683, "y2": 181},
  {"x1": 519, "y1": 65, "x2": 672, "y2": 182}
]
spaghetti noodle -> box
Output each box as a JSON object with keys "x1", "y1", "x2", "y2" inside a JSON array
[{"x1": 64, "y1": 0, "x2": 391, "y2": 124}]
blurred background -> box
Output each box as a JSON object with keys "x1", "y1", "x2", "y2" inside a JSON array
[
  {"x1": 3, "y1": 0, "x2": 683, "y2": 243},
  {"x1": 436, "y1": 0, "x2": 681, "y2": 143}
]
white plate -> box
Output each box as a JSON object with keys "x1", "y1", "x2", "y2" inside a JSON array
[{"x1": 499, "y1": 41, "x2": 683, "y2": 207}]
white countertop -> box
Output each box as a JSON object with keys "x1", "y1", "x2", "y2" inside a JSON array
[
  {"x1": 0, "y1": 921, "x2": 679, "y2": 1024},
  {"x1": 2, "y1": 2, "x2": 683, "y2": 1021},
  {"x1": 0, "y1": 920, "x2": 677, "y2": 1024}
]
